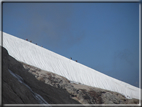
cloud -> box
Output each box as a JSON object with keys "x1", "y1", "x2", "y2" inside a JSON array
[
  {"x1": 113, "y1": 49, "x2": 135, "y2": 69},
  {"x1": 10, "y1": 3, "x2": 85, "y2": 49},
  {"x1": 118, "y1": 49, "x2": 134, "y2": 66}
]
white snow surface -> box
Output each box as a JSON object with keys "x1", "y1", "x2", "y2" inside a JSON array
[{"x1": 2, "y1": 32, "x2": 140, "y2": 100}]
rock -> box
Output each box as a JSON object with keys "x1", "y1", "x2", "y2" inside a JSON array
[
  {"x1": 101, "y1": 92, "x2": 120, "y2": 104},
  {"x1": 2, "y1": 46, "x2": 81, "y2": 104},
  {"x1": 4, "y1": 45, "x2": 139, "y2": 105},
  {"x1": 126, "y1": 98, "x2": 139, "y2": 104},
  {"x1": 21, "y1": 61, "x2": 141, "y2": 104},
  {"x1": 2, "y1": 47, "x2": 39, "y2": 104}
]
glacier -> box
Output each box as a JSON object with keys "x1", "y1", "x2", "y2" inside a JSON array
[{"x1": 2, "y1": 32, "x2": 141, "y2": 100}]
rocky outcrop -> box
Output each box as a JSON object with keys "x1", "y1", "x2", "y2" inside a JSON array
[
  {"x1": 22, "y1": 61, "x2": 140, "y2": 105},
  {"x1": 3, "y1": 46, "x2": 39, "y2": 104},
  {"x1": 2, "y1": 46, "x2": 81, "y2": 105}
]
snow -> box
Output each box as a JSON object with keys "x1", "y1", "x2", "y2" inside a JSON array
[{"x1": 2, "y1": 32, "x2": 141, "y2": 100}]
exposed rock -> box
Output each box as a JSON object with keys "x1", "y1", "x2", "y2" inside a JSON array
[
  {"x1": 2, "y1": 46, "x2": 38, "y2": 104},
  {"x1": 2, "y1": 46, "x2": 141, "y2": 105},
  {"x1": 22, "y1": 60, "x2": 141, "y2": 105},
  {"x1": 2, "y1": 46, "x2": 81, "y2": 105}
]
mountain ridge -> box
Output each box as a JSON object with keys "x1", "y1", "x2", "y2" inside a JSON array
[
  {"x1": 2, "y1": 32, "x2": 140, "y2": 100},
  {"x1": 2, "y1": 46, "x2": 140, "y2": 105}
]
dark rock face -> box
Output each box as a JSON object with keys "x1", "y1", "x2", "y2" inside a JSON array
[
  {"x1": 2, "y1": 46, "x2": 81, "y2": 105},
  {"x1": 22, "y1": 61, "x2": 140, "y2": 105}
]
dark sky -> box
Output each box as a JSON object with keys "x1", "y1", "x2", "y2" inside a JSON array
[{"x1": 3, "y1": 2, "x2": 139, "y2": 87}]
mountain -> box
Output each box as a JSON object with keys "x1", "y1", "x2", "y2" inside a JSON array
[
  {"x1": 1, "y1": 32, "x2": 141, "y2": 106},
  {"x1": 2, "y1": 46, "x2": 81, "y2": 105},
  {"x1": 2, "y1": 46, "x2": 140, "y2": 105}
]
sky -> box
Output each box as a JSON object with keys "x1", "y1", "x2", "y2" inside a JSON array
[{"x1": 2, "y1": 2, "x2": 140, "y2": 87}]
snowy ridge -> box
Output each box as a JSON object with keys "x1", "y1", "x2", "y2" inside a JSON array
[{"x1": 2, "y1": 32, "x2": 140, "y2": 100}]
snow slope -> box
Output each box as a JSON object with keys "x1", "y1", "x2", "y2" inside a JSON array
[{"x1": 2, "y1": 32, "x2": 141, "y2": 100}]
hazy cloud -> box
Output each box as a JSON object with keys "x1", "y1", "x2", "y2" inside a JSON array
[
  {"x1": 118, "y1": 49, "x2": 134, "y2": 66},
  {"x1": 9, "y1": 3, "x2": 85, "y2": 49}
]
